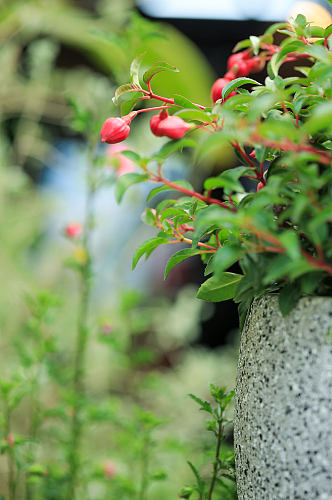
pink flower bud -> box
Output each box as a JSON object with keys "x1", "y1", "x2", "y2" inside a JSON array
[
  {"x1": 211, "y1": 78, "x2": 236, "y2": 103},
  {"x1": 107, "y1": 143, "x2": 136, "y2": 177},
  {"x1": 100, "y1": 112, "x2": 137, "y2": 144},
  {"x1": 100, "y1": 323, "x2": 114, "y2": 335},
  {"x1": 249, "y1": 149, "x2": 256, "y2": 159},
  {"x1": 7, "y1": 434, "x2": 14, "y2": 447},
  {"x1": 102, "y1": 460, "x2": 117, "y2": 479},
  {"x1": 65, "y1": 223, "x2": 82, "y2": 239},
  {"x1": 150, "y1": 111, "x2": 190, "y2": 139}
]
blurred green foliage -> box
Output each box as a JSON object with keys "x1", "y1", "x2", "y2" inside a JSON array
[{"x1": 0, "y1": 1, "x2": 237, "y2": 499}]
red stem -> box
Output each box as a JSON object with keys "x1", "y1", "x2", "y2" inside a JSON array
[
  {"x1": 232, "y1": 141, "x2": 261, "y2": 179},
  {"x1": 250, "y1": 134, "x2": 332, "y2": 165},
  {"x1": 136, "y1": 106, "x2": 171, "y2": 114},
  {"x1": 152, "y1": 176, "x2": 232, "y2": 210}
]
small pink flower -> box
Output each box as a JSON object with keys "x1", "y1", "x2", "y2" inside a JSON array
[
  {"x1": 100, "y1": 323, "x2": 114, "y2": 335},
  {"x1": 7, "y1": 434, "x2": 14, "y2": 447},
  {"x1": 102, "y1": 460, "x2": 117, "y2": 479},
  {"x1": 107, "y1": 143, "x2": 136, "y2": 177},
  {"x1": 65, "y1": 223, "x2": 82, "y2": 239}
]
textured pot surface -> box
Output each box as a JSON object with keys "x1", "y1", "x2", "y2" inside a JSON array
[{"x1": 234, "y1": 295, "x2": 332, "y2": 500}]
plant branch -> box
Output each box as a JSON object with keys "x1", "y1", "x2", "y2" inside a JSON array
[
  {"x1": 151, "y1": 175, "x2": 232, "y2": 210},
  {"x1": 207, "y1": 420, "x2": 223, "y2": 500}
]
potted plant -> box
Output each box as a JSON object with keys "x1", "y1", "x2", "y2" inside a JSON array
[{"x1": 100, "y1": 15, "x2": 332, "y2": 498}]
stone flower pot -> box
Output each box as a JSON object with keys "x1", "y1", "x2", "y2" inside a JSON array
[{"x1": 234, "y1": 294, "x2": 332, "y2": 500}]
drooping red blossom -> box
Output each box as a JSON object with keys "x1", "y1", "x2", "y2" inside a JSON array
[
  {"x1": 100, "y1": 112, "x2": 137, "y2": 144},
  {"x1": 227, "y1": 50, "x2": 264, "y2": 77},
  {"x1": 150, "y1": 111, "x2": 191, "y2": 139},
  {"x1": 211, "y1": 78, "x2": 236, "y2": 103},
  {"x1": 65, "y1": 223, "x2": 82, "y2": 239},
  {"x1": 150, "y1": 110, "x2": 168, "y2": 137},
  {"x1": 227, "y1": 50, "x2": 251, "y2": 72},
  {"x1": 257, "y1": 181, "x2": 265, "y2": 191}
]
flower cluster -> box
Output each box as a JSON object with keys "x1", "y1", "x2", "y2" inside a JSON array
[{"x1": 100, "y1": 15, "x2": 332, "y2": 321}]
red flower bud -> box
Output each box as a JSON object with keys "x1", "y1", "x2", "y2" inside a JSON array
[
  {"x1": 100, "y1": 112, "x2": 137, "y2": 144},
  {"x1": 246, "y1": 56, "x2": 265, "y2": 74},
  {"x1": 257, "y1": 181, "x2": 264, "y2": 191},
  {"x1": 227, "y1": 50, "x2": 250, "y2": 72},
  {"x1": 150, "y1": 111, "x2": 190, "y2": 139},
  {"x1": 65, "y1": 223, "x2": 82, "y2": 239},
  {"x1": 150, "y1": 110, "x2": 168, "y2": 137},
  {"x1": 211, "y1": 78, "x2": 236, "y2": 103},
  {"x1": 224, "y1": 70, "x2": 236, "y2": 81}
]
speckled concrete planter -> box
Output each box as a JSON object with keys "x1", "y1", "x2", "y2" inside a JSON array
[{"x1": 234, "y1": 294, "x2": 332, "y2": 500}]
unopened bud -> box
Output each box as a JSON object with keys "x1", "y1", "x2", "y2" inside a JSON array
[
  {"x1": 102, "y1": 460, "x2": 117, "y2": 479},
  {"x1": 65, "y1": 223, "x2": 82, "y2": 239},
  {"x1": 100, "y1": 112, "x2": 137, "y2": 144},
  {"x1": 211, "y1": 78, "x2": 236, "y2": 103}
]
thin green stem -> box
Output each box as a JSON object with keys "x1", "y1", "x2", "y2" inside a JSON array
[
  {"x1": 138, "y1": 435, "x2": 151, "y2": 500},
  {"x1": 207, "y1": 420, "x2": 223, "y2": 500},
  {"x1": 66, "y1": 151, "x2": 95, "y2": 500},
  {"x1": 5, "y1": 405, "x2": 17, "y2": 500}
]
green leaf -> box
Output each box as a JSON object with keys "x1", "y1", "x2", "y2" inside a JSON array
[
  {"x1": 324, "y1": 24, "x2": 332, "y2": 39},
  {"x1": 197, "y1": 273, "x2": 243, "y2": 302},
  {"x1": 222, "y1": 77, "x2": 261, "y2": 100},
  {"x1": 250, "y1": 35, "x2": 260, "y2": 55},
  {"x1": 204, "y1": 166, "x2": 250, "y2": 193},
  {"x1": 188, "y1": 393, "x2": 213, "y2": 414},
  {"x1": 279, "y1": 231, "x2": 301, "y2": 261},
  {"x1": 176, "y1": 109, "x2": 213, "y2": 123},
  {"x1": 143, "y1": 62, "x2": 178, "y2": 84},
  {"x1": 164, "y1": 248, "x2": 201, "y2": 279},
  {"x1": 130, "y1": 53, "x2": 145, "y2": 87},
  {"x1": 214, "y1": 245, "x2": 242, "y2": 276},
  {"x1": 272, "y1": 41, "x2": 305, "y2": 74},
  {"x1": 265, "y1": 22, "x2": 289, "y2": 35},
  {"x1": 132, "y1": 237, "x2": 168, "y2": 270},
  {"x1": 187, "y1": 461, "x2": 205, "y2": 495},
  {"x1": 113, "y1": 84, "x2": 134, "y2": 105},
  {"x1": 115, "y1": 173, "x2": 148, "y2": 203},
  {"x1": 154, "y1": 138, "x2": 196, "y2": 160},
  {"x1": 232, "y1": 39, "x2": 252, "y2": 52},
  {"x1": 120, "y1": 96, "x2": 140, "y2": 116},
  {"x1": 303, "y1": 101, "x2": 332, "y2": 134},
  {"x1": 160, "y1": 207, "x2": 188, "y2": 222},
  {"x1": 173, "y1": 95, "x2": 200, "y2": 109},
  {"x1": 278, "y1": 283, "x2": 302, "y2": 316},
  {"x1": 120, "y1": 150, "x2": 141, "y2": 162},
  {"x1": 310, "y1": 26, "x2": 325, "y2": 38}
]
